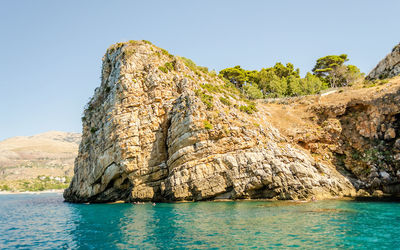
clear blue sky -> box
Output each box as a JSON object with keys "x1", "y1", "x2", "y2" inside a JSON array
[{"x1": 0, "y1": 0, "x2": 399, "y2": 140}]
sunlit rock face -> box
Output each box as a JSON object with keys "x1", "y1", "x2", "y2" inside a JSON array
[
  {"x1": 310, "y1": 88, "x2": 400, "y2": 194},
  {"x1": 367, "y1": 43, "x2": 400, "y2": 80},
  {"x1": 64, "y1": 41, "x2": 356, "y2": 203}
]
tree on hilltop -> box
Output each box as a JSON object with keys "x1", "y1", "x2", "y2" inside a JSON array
[
  {"x1": 312, "y1": 54, "x2": 362, "y2": 87},
  {"x1": 219, "y1": 66, "x2": 248, "y2": 88},
  {"x1": 258, "y1": 63, "x2": 300, "y2": 97}
]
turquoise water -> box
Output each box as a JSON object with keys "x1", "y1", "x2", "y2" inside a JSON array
[{"x1": 1, "y1": 194, "x2": 400, "y2": 249}]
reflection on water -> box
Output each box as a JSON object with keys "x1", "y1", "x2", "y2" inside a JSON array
[{"x1": 1, "y1": 194, "x2": 400, "y2": 249}]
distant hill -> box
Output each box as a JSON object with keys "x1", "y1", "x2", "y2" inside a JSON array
[{"x1": 0, "y1": 131, "x2": 80, "y2": 183}]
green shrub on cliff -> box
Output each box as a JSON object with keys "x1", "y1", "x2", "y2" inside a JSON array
[
  {"x1": 179, "y1": 56, "x2": 212, "y2": 75},
  {"x1": 219, "y1": 96, "x2": 232, "y2": 106},
  {"x1": 142, "y1": 40, "x2": 152, "y2": 45},
  {"x1": 239, "y1": 101, "x2": 257, "y2": 114},
  {"x1": 158, "y1": 66, "x2": 168, "y2": 73},
  {"x1": 123, "y1": 47, "x2": 136, "y2": 58},
  {"x1": 165, "y1": 62, "x2": 174, "y2": 71},
  {"x1": 198, "y1": 66, "x2": 209, "y2": 74},
  {"x1": 208, "y1": 70, "x2": 217, "y2": 77},
  {"x1": 195, "y1": 89, "x2": 214, "y2": 109},
  {"x1": 200, "y1": 83, "x2": 222, "y2": 93},
  {"x1": 221, "y1": 81, "x2": 241, "y2": 96},
  {"x1": 158, "y1": 62, "x2": 175, "y2": 74},
  {"x1": 161, "y1": 48, "x2": 171, "y2": 57},
  {"x1": 203, "y1": 120, "x2": 213, "y2": 130},
  {"x1": 180, "y1": 57, "x2": 198, "y2": 71}
]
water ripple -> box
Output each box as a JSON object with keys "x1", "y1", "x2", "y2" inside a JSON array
[{"x1": 1, "y1": 194, "x2": 400, "y2": 249}]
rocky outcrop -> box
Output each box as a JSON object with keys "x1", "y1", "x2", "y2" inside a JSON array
[
  {"x1": 367, "y1": 43, "x2": 400, "y2": 80},
  {"x1": 310, "y1": 88, "x2": 400, "y2": 194},
  {"x1": 64, "y1": 41, "x2": 355, "y2": 203}
]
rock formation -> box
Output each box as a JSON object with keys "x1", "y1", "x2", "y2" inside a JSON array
[
  {"x1": 367, "y1": 43, "x2": 400, "y2": 80},
  {"x1": 65, "y1": 41, "x2": 400, "y2": 203},
  {"x1": 260, "y1": 72, "x2": 400, "y2": 197},
  {"x1": 303, "y1": 84, "x2": 400, "y2": 194},
  {"x1": 64, "y1": 41, "x2": 357, "y2": 202}
]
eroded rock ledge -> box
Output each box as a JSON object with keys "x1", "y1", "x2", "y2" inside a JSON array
[{"x1": 64, "y1": 41, "x2": 400, "y2": 203}]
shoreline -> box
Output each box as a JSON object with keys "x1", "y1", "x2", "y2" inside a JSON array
[
  {"x1": 2, "y1": 191, "x2": 399, "y2": 202},
  {"x1": 66, "y1": 195, "x2": 400, "y2": 205},
  {"x1": 0, "y1": 189, "x2": 64, "y2": 195}
]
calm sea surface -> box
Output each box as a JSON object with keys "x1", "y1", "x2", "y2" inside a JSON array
[{"x1": 1, "y1": 193, "x2": 400, "y2": 249}]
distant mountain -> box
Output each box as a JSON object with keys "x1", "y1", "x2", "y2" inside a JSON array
[{"x1": 0, "y1": 131, "x2": 81, "y2": 181}]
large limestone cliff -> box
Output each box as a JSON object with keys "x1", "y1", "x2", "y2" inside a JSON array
[
  {"x1": 64, "y1": 41, "x2": 356, "y2": 202},
  {"x1": 367, "y1": 43, "x2": 400, "y2": 80}
]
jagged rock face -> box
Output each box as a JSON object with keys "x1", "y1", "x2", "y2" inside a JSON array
[
  {"x1": 311, "y1": 88, "x2": 400, "y2": 194},
  {"x1": 367, "y1": 43, "x2": 400, "y2": 80},
  {"x1": 64, "y1": 41, "x2": 355, "y2": 203}
]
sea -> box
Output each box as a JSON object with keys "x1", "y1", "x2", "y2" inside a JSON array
[{"x1": 1, "y1": 193, "x2": 400, "y2": 249}]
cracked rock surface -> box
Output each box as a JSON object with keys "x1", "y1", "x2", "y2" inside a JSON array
[{"x1": 64, "y1": 41, "x2": 357, "y2": 202}]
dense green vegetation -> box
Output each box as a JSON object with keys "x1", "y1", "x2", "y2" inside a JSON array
[
  {"x1": 218, "y1": 55, "x2": 364, "y2": 98},
  {"x1": 175, "y1": 50, "x2": 366, "y2": 116},
  {"x1": 219, "y1": 63, "x2": 327, "y2": 98}
]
